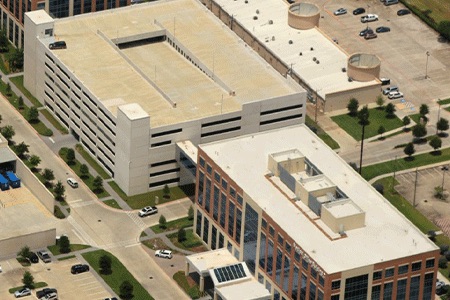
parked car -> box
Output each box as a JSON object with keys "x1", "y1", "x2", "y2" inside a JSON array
[
  {"x1": 67, "y1": 177, "x2": 78, "y2": 188},
  {"x1": 353, "y1": 7, "x2": 365, "y2": 15},
  {"x1": 380, "y1": 78, "x2": 391, "y2": 85},
  {"x1": 37, "y1": 250, "x2": 51, "y2": 263},
  {"x1": 29, "y1": 252, "x2": 39, "y2": 263},
  {"x1": 71, "y1": 264, "x2": 90, "y2": 274},
  {"x1": 49, "y1": 41, "x2": 66, "y2": 50},
  {"x1": 388, "y1": 91, "x2": 404, "y2": 99},
  {"x1": 36, "y1": 288, "x2": 58, "y2": 299},
  {"x1": 39, "y1": 292, "x2": 58, "y2": 300},
  {"x1": 361, "y1": 14, "x2": 379, "y2": 23},
  {"x1": 397, "y1": 9, "x2": 411, "y2": 16},
  {"x1": 437, "y1": 280, "x2": 446, "y2": 289},
  {"x1": 376, "y1": 26, "x2": 390, "y2": 33},
  {"x1": 382, "y1": 86, "x2": 399, "y2": 95},
  {"x1": 155, "y1": 249, "x2": 173, "y2": 259},
  {"x1": 138, "y1": 206, "x2": 158, "y2": 217},
  {"x1": 14, "y1": 288, "x2": 31, "y2": 298},
  {"x1": 333, "y1": 8, "x2": 347, "y2": 16},
  {"x1": 359, "y1": 28, "x2": 373, "y2": 36},
  {"x1": 364, "y1": 32, "x2": 378, "y2": 40},
  {"x1": 103, "y1": 298, "x2": 118, "y2": 300}
]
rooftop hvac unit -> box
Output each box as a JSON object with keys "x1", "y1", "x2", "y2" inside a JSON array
[
  {"x1": 326, "y1": 192, "x2": 336, "y2": 202},
  {"x1": 256, "y1": 9, "x2": 259, "y2": 14},
  {"x1": 268, "y1": 20, "x2": 273, "y2": 24},
  {"x1": 272, "y1": 36, "x2": 275, "y2": 41},
  {"x1": 289, "y1": 40, "x2": 293, "y2": 44}
]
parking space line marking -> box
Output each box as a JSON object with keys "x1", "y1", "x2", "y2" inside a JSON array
[{"x1": 125, "y1": 243, "x2": 140, "y2": 248}]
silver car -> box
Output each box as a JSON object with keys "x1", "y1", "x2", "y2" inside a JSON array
[
  {"x1": 334, "y1": 8, "x2": 347, "y2": 16},
  {"x1": 382, "y1": 86, "x2": 399, "y2": 95},
  {"x1": 388, "y1": 91, "x2": 404, "y2": 99}
]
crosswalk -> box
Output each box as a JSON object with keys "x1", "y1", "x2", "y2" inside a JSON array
[{"x1": 126, "y1": 211, "x2": 147, "y2": 230}]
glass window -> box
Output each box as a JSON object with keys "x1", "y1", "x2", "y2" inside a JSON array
[
  {"x1": 221, "y1": 179, "x2": 227, "y2": 190},
  {"x1": 317, "y1": 290, "x2": 323, "y2": 300},
  {"x1": 300, "y1": 274, "x2": 307, "y2": 299},
  {"x1": 218, "y1": 233, "x2": 224, "y2": 248},
  {"x1": 206, "y1": 164, "x2": 212, "y2": 174},
  {"x1": 267, "y1": 240, "x2": 274, "y2": 276},
  {"x1": 425, "y1": 258, "x2": 435, "y2": 268},
  {"x1": 302, "y1": 258, "x2": 309, "y2": 270},
  {"x1": 283, "y1": 255, "x2": 290, "y2": 292},
  {"x1": 258, "y1": 273, "x2": 264, "y2": 284},
  {"x1": 292, "y1": 265, "x2": 299, "y2": 299},
  {"x1": 371, "y1": 285, "x2": 381, "y2": 300},
  {"x1": 196, "y1": 211, "x2": 202, "y2": 236},
  {"x1": 220, "y1": 193, "x2": 226, "y2": 228},
  {"x1": 319, "y1": 275, "x2": 324, "y2": 286},
  {"x1": 227, "y1": 241, "x2": 232, "y2": 253},
  {"x1": 331, "y1": 280, "x2": 341, "y2": 290},
  {"x1": 412, "y1": 261, "x2": 421, "y2": 271},
  {"x1": 235, "y1": 209, "x2": 242, "y2": 244},
  {"x1": 269, "y1": 226, "x2": 275, "y2": 237},
  {"x1": 423, "y1": 272, "x2": 433, "y2": 299},
  {"x1": 202, "y1": 218, "x2": 209, "y2": 244},
  {"x1": 409, "y1": 275, "x2": 420, "y2": 300},
  {"x1": 262, "y1": 219, "x2": 267, "y2": 229},
  {"x1": 398, "y1": 264, "x2": 408, "y2": 275},
  {"x1": 211, "y1": 226, "x2": 217, "y2": 250},
  {"x1": 199, "y1": 157, "x2": 205, "y2": 167},
  {"x1": 259, "y1": 233, "x2": 266, "y2": 269},
  {"x1": 383, "y1": 282, "x2": 393, "y2": 300},
  {"x1": 285, "y1": 243, "x2": 291, "y2": 254},
  {"x1": 344, "y1": 274, "x2": 368, "y2": 300},
  {"x1": 373, "y1": 270, "x2": 382, "y2": 280},
  {"x1": 228, "y1": 202, "x2": 235, "y2": 237},
  {"x1": 331, "y1": 295, "x2": 340, "y2": 300},
  {"x1": 205, "y1": 178, "x2": 211, "y2": 213},
  {"x1": 385, "y1": 268, "x2": 394, "y2": 278},
  {"x1": 214, "y1": 171, "x2": 220, "y2": 183},
  {"x1": 396, "y1": 278, "x2": 407, "y2": 300},
  {"x1": 237, "y1": 194, "x2": 243, "y2": 205},
  {"x1": 278, "y1": 234, "x2": 283, "y2": 245},
  {"x1": 243, "y1": 203, "x2": 259, "y2": 274},
  {"x1": 294, "y1": 251, "x2": 300, "y2": 262},
  {"x1": 197, "y1": 171, "x2": 204, "y2": 205},
  {"x1": 230, "y1": 187, "x2": 236, "y2": 198},
  {"x1": 311, "y1": 268, "x2": 317, "y2": 279},
  {"x1": 309, "y1": 281, "x2": 316, "y2": 300},
  {"x1": 274, "y1": 290, "x2": 280, "y2": 300},
  {"x1": 213, "y1": 186, "x2": 220, "y2": 221}
]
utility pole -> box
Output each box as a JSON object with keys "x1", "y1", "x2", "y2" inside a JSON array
[{"x1": 425, "y1": 51, "x2": 430, "y2": 79}]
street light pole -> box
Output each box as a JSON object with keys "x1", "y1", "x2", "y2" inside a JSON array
[{"x1": 425, "y1": 51, "x2": 430, "y2": 79}]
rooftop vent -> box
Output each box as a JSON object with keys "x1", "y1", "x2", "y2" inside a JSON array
[{"x1": 268, "y1": 20, "x2": 273, "y2": 24}]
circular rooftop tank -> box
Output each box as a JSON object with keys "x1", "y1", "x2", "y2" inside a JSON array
[
  {"x1": 288, "y1": 3, "x2": 320, "y2": 30},
  {"x1": 347, "y1": 53, "x2": 381, "y2": 82}
]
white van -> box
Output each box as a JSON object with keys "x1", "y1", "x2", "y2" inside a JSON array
[{"x1": 67, "y1": 178, "x2": 78, "y2": 188}]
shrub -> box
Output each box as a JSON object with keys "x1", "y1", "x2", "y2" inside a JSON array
[
  {"x1": 43, "y1": 129, "x2": 53, "y2": 136},
  {"x1": 372, "y1": 183, "x2": 384, "y2": 195},
  {"x1": 439, "y1": 256, "x2": 448, "y2": 268},
  {"x1": 441, "y1": 245, "x2": 450, "y2": 255}
]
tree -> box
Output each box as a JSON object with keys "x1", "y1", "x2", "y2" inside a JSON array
[
  {"x1": 22, "y1": 271, "x2": 34, "y2": 289},
  {"x1": 429, "y1": 136, "x2": 442, "y2": 152},
  {"x1": 376, "y1": 95, "x2": 384, "y2": 109},
  {"x1": 178, "y1": 228, "x2": 187, "y2": 242},
  {"x1": 1, "y1": 125, "x2": 15, "y2": 142},
  {"x1": 347, "y1": 98, "x2": 359, "y2": 117},
  {"x1": 412, "y1": 124, "x2": 427, "y2": 141},
  {"x1": 439, "y1": 256, "x2": 448, "y2": 268},
  {"x1": 163, "y1": 184, "x2": 170, "y2": 198},
  {"x1": 99, "y1": 254, "x2": 112, "y2": 275},
  {"x1": 385, "y1": 103, "x2": 396, "y2": 118},
  {"x1": 80, "y1": 164, "x2": 89, "y2": 178},
  {"x1": 419, "y1": 104, "x2": 429, "y2": 116},
  {"x1": 27, "y1": 107, "x2": 39, "y2": 123},
  {"x1": 402, "y1": 116, "x2": 411, "y2": 130},
  {"x1": 8, "y1": 48, "x2": 24, "y2": 72},
  {"x1": 54, "y1": 180, "x2": 66, "y2": 201},
  {"x1": 17, "y1": 246, "x2": 31, "y2": 261},
  {"x1": 0, "y1": 114, "x2": 2, "y2": 125},
  {"x1": 357, "y1": 105, "x2": 370, "y2": 174},
  {"x1": 5, "y1": 82, "x2": 11, "y2": 96},
  {"x1": 66, "y1": 148, "x2": 75, "y2": 165},
  {"x1": 187, "y1": 205, "x2": 194, "y2": 220},
  {"x1": 404, "y1": 142, "x2": 415, "y2": 158},
  {"x1": 29, "y1": 155, "x2": 41, "y2": 172},
  {"x1": 18, "y1": 96, "x2": 24, "y2": 109},
  {"x1": 159, "y1": 215, "x2": 167, "y2": 229},
  {"x1": 378, "y1": 125, "x2": 386, "y2": 138},
  {"x1": 437, "y1": 117, "x2": 449, "y2": 135},
  {"x1": 42, "y1": 168, "x2": 55, "y2": 186},
  {"x1": 15, "y1": 141, "x2": 29, "y2": 159},
  {"x1": 438, "y1": 20, "x2": 450, "y2": 41},
  {"x1": 59, "y1": 235, "x2": 71, "y2": 254},
  {"x1": 93, "y1": 176, "x2": 103, "y2": 192},
  {"x1": 119, "y1": 280, "x2": 134, "y2": 300},
  {"x1": 0, "y1": 30, "x2": 8, "y2": 52}
]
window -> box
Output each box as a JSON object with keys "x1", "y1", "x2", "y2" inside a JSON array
[
  {"x1": 221, "y1": 179, "x2": 227, "y2": 190},
  {"x1": 267, "y1": 240, "x2": 274, "y2": 276},
  {"x1": 426, "y1": 258, "x2": 435, "y2": 268},
  {"x1": 331, "y1": 295, "x2": 340, "y2": 300},
  {"x1": 213, "y1": 186, "x2": 220, "y2": 221},
  {"x1": 344, "y1": 274, "x2": 368, "y2": 300},
  {"x1": 412, "y1": 261, "x2": 421, "y2": 271},
  {"x1": 371, "y1": 285, "x2": 381, "y2": 300},
  {"x1": 294, "y1": 251, "x2": 300, "y2": 262},
  {"x1": 309, "y1": 281, "x2": 316, "y2": 300},
  {"x1": 205, "y1": 179, "x2": 211, "y2": 213},
  {"x1": 319, "y1": 275, "x2": 324, "y2": 286},
  {"x1": 230, "y1": 187, "x2": 236, "y2": 198},
  {"x1": 278, "y1": 234, "x2": 283, "y2": 245},
  {"x1": 385, "y1": 268, "x2": 394, "y2": 278},
  {"x1": 423, "y1": 273, "x2": 433, "y2": 299},
  {"x1": 235, "y1": 209, "x2": 242, "y2": 244},
  {"x1": 206, "y1": 164, "x2": 212, "y2": 174},
  {"x1": 398, "y1": 264, "x2": 408, "y2": 275},
  {"x1": 228, "y1": 202, "x2": 235, "y2": 237},
  {"x1": 285, "y1": 243, "x2": 291, "y2": 254},
  {"x1": 262, "y1": 219, "x2": 267, "y2": 229},
  {"x1": 259, "y1": 233, "x2": 266, "y2": 269},
  {"x1": 199, "y1": 157, "x2": 205, "y2": 167},
  {"x1": 302, "y1": 259, "x2": 309, "y2": 270},
  {"x1": 383, "y1": 282, "x2": 393, "y2": 300},
  {"x1": 275, "y1": 248, "x2": 283, "y2": 284},
  {"x1": 373, "y1": 271, "x2": 382, "y2": 280},
  {"x1": 311, "y1": 268, "x2": 317, "y2": 279},
  {"x1": 396, "y1": 279, "x2": 407, "y2": 300},
  {"x1": 332, "y1": 280, "x2": 341, "y2": 290},
  {"x1": 220, "y1": 193, "x2": 226, "y2": 228},
  {"x1": 211, "y1": 226, "x2": 217, "y2": 250},
  {"x1": 214, "y1": 171, "x2": 220, "y2": 183},
  {"x1": 196, "y1": 211, "x2": 202, "y2": 236},
  {"x1": 269, "y1": 226, "x2": 275, "y2": 237},
  {"x1": 409, "y1": 275, "x2": 420, "y2": 300},
  {"x1": 203, "y1": 218, "x2": 209, "y2": 244},
  {"x1": 237, "y1": 195, "x2": 243, "y2": 206}
]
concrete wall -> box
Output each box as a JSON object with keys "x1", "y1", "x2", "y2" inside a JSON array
[
  {"x1": 324, "y1": 83, "x2": 381, "y2": 112},
  {"x1": 15, "y1": 157, "x2": 55, "y2": 213},
  {"x1": 0, "y1": 228, "x2": 56, "y2": 258}
]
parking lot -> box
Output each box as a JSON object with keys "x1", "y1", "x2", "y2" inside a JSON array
[
  {"x1": 395, "y1": 165, "x2": 450, "y2": 235},
  {"x1": 0, "y1": 256, "x2": 115, "y2": 299},
  {"x1": 308, "y1": 0, "x2": 450, "y2": 107}
]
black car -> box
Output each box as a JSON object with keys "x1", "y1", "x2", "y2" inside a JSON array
[
  {"x1": 29, "y1": 252, "x2": 39, "y2": 264},
  {"x1": 397, "y1": 9, "x2": 411, "y2": 16},
  {"x1": 376, "y1": 26, "x2": 390, "y2": 33},
  {"x1": 353, "y1": 7, "x2": 366, "y2": 15},
  {"x1": 359, "y1": 28, "x2": 373, "y2": 37},
  {"x1": 36, "y1": 288, "x2": 58, "y2": 299},
  {"x1": 71, "y1": 264, "x2": 90, "y2": 274}
]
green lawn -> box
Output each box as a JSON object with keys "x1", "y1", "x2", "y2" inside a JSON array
[
  {"x1": 59, "y1": 147, "x2": 110, "y2": 198},
  {"x1": 167, "y1": 229, "x2": 205, "y2": 251},
  {"x1": 54, "y1": 205, "x2": 66, "y2": 219},
  {"x1": 40, "y1": 109, "x2": 69, "y2": 134},
  {"x1": 331, "y1": 108, "x2": 403, "y2": 141},
  {"x1": 173, "y1": 271, "x2": 201, "y2": 299},
  {"x1": 103, "y1": 199, "x2": 122, "y2": 209},
  {"x1": 150, "y1": 216, "x2": 193, "y2": 234},
  {"x1": 9, "y1": 282, "x2": 47, "y2": 293},
  {"x1": 82, "y1": 249, "x2": 154, "y2": 300},
  {"x1": 305, "y1": 116, "x2": 339, "y2": 150},
  {"x1": 58, "y1": 255, "x2": 76, "y2": 261},
  {"x1": 47, "y1": 244, "x2": 91, "y2": 256},
  {"x1": 438, "y1": 98, "x2": 450, "y2": 106},
  {"x1": 10, "y1": 75, "x2": 43, "y2": 107},
  {"x1": 75, "y1": 144, "x2": 110, "y2": 179},
  {"x1": 401, "y1": 0, "x2": 450, "y2": 28},
  {"x1": 109, "y1": 181, "x2": 194, "y2": 209},
  {"x1": 362, "y1": 147, "x2": 450, "y2": 181}
]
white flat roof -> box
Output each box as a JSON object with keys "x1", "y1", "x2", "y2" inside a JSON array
[
  {"x1": 200, "y1": 125, "x2": 438, "y2": 274},
  {"x1": 213, "y1": 0, "x2": 378, "y2": 98},
  {"x1": 216, "y1": 279, "x2": 271, "y2": 300},
  {"x1": 46, "y1": 0, "x2": 300, "y2": 128},
  {"x1": 325, "y1": 199, "x2": 363, "y2": 218},
  {"x1": 186, "y1": 248, "x2": 238, "y2": 275}
]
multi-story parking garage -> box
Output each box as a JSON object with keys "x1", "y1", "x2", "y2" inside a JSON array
[{"x1": 23, "y1": 0, "x2": 305, "y2": 196}]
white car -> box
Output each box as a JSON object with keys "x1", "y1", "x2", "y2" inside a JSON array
[
  {"x1": 437, "y1": 280, "x2": 446, "y2": 289},
  {"x1": 333, "y1": 8, "x2": 347, "y2": 15},
  {"x1": 361, "y1": 14, "x2": 379, "y2": 23},
  {"x1": 14, "y1": 288, "x2": 31, "y2": 298},
  {"x1": 382, "y1": 86, "x2": 399, "y2": 95},
  {"x1": 138, "y1": 206, "x2": 158, "y2": 217},
  {"x1": 155, "y1": 249, "x2": 173, "y2": 259},
  {"x1": 388, "y1": 91, "x2": 404, "y2": 99},
  {"x1": 66, "y1": 177, "x2": 78, "y2": 188}
]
